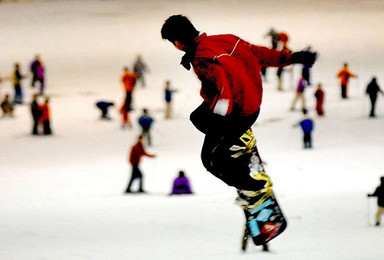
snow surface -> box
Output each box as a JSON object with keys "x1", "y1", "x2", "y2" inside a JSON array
[{"x1": 1, "y1": 0, "x2": 384, "y2": 259}]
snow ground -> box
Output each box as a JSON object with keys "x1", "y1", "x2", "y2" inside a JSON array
[{"x1": 1, "y1": 0, "x2": 384, "y2": 259}]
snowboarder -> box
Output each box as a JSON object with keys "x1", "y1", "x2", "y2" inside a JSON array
[
  {"x1": 138, "y1": 108, "x2": 154, "y2": 146},
  {"x1": 368, "y1": 177, "x2": 384, "y2": 226},
  {"x1": 365, "y1": 77, "x2": 383, "y2": 118},
  {"x1": 314, "y1": 83, "x2": 325, "y2": 116},
  {"x1": 294, "y1": 109, "x2": 314, "y2": 149},
  {"x1": 125, "y1": 135, "x2": 156, "y2": 193},
  {"x1": 96, "y1": 100, "x2": 114, "y2": 120},
  {"x1": 170, "y1": 170, "x2": 193, "y2": 195},
  {"x1": 133, "y1": 55, "x2": 149, "y2": 87},
  {"x1": 336, "y1": 62, "x2": 357, "y2": 99},
  {"x1": 161, "y1": 15, "x2": 316, "y2": 210}
]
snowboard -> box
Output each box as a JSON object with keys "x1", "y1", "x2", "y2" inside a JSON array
[{"x1": 231, "y1": 130, "x2": 287, "y2": 246}]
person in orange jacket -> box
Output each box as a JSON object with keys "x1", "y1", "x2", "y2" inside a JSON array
[
  {"x1": 120, "y1": 67, "x2": 137, "y2": 128},
  {"x1": 337, "y1": 63, "x2": 357, "y2": 99},
  {"x1": 39, "y1": 97, "x2": 52, "y2": 135},
  {"x1": 121, "y1": 67, "x2": 137, "y2": 111}
]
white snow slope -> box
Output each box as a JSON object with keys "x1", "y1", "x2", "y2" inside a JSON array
[{"x1": 1, "y1": 0, "x2": 384, "y2": 259}]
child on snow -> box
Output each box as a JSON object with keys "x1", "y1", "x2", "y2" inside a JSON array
[
  {"x1": 170, "y1": 170, "x2": 193, "y2": 195},
  {"x1": 96, "y1": 100, "x2": 114, "y2": 120},
  {"x1": 1, "y1": 94, "x2": 14, "y2": 117},
  {"x1": 138, "y1": 108, "x2": 154, "y2": 146},
  {"x1": 314, "y1": 83, "x2": 325, "y2": 116},
  {"x1": 294, "y1": 109, "x2": 314, "y2": 149}
]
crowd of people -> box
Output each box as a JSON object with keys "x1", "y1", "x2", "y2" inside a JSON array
[
  {"x1": 1, "y1": 22, "x2": 383, "y2": 225},
  {"x1": 0, "y1": 55, "x2": 51, "y2": 135}
]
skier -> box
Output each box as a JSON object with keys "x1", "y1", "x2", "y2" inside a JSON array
[
  {"x1": 294, "y1": 109, "x2": 314, "y2": 149},
  {"x1": 336, "y1": 62, "x2": 357, "y2": 99},
  {"x1": 314, "y1": 83, "x2": 325, "y2": 116},
  {"x1": 138, "y1": 108, "x2": 154, "y2": 146},
  {"x1": 161, "y1": 15, "x2": 316, "y2": 206},
  {"x1": 365, "y1": 77, "x2": 383, "y2": 118},
  {"x1": 170, "y1": 170, "x2": 193, "y2": 195},
  {"x1": 367, "y1": 177, "x2": 384, "y2": 226},
  {"x1": 133, "y1": 55, "x2": 149, "y2": 87},
  {"x1": 125, "y1": 135, "x2": 156, "y2": 193}
]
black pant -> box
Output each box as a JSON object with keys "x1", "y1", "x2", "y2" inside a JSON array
[
  {"x1": 32, "y1": 116, "x2": 39, "y2": 134},
  {"x1": 190, "y1": 103, "x2": 264, "y2": 190},
  {"x1": 303, "y1": 132, "x2": 312, "y2": 148},
  {"x1": 369, "y1": 95, "x2": 377, "y2": 117},
  {"x1": 43, "y1": 120, "x2": 52, "y2": 135},
  {"x1": 341, "y1": 84, "x2": 348, "y2": 99},
  {"x1": 126, "y1": 165, "x2": 143, "y2": 192}
]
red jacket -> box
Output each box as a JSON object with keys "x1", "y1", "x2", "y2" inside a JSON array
[
  {"x1": 39, "y1": 103, "x2": 50, "y2": 122},
  {"x1": 121, "y1": 71, "x2": 137, "y2": 93},
  {"x1": 129, "y1": 142, "x2": 150, "y2": 165},
  {"x1": 191, "y1": 33, "x2": 292, "y2": 116}
]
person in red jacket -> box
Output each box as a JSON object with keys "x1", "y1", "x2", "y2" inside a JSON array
[
  {"x1": 161, "y1": 15, "x2": 316, "y2": 196},
  {"x1": 125, "y1": 135, "x2": 156, "y2": 193},
  {"x1": 314, "y1": 83, "x2": 325, "y2": 116},
  {"x1": 39, "y1": 97, "x2": 52, "y2": 135}
]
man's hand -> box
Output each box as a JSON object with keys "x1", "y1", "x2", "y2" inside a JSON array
[
  {"x1": 291, "y1": 51, "x2": 317, "y2": 68},
  {"x1": 213, "y1": 99, "x2": 230, "y2": 116}
]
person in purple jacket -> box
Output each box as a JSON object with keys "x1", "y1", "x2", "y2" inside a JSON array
[
  {"x1": 170, "y1": 170, "x2": 193, "y2": 195},
  {"x1": 30, "y1": 55, "x2": 45, "y2": 95}
]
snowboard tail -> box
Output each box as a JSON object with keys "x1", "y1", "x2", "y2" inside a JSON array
[{"x1": 232, "y1": 130, "x2": 287, "y2": 246}]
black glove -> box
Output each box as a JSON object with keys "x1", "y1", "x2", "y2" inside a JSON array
[{"x1": 291, "y1": 51, "x2": 317, "y2": 68}]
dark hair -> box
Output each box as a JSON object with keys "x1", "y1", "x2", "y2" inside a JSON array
[{"x1": 161, "y1": 15, "x2": 199, "y2": 46}]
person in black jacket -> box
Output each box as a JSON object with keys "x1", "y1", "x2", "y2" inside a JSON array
[
  {"x1": 368, "y1": 176, "x2": 384, "y2": 226},
  {"x1": 366, "y1": 77, "x2": 383, "y2": 118},
  {"x1": 30, "y1": 94, "x2": 41, "y2": 135}
]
